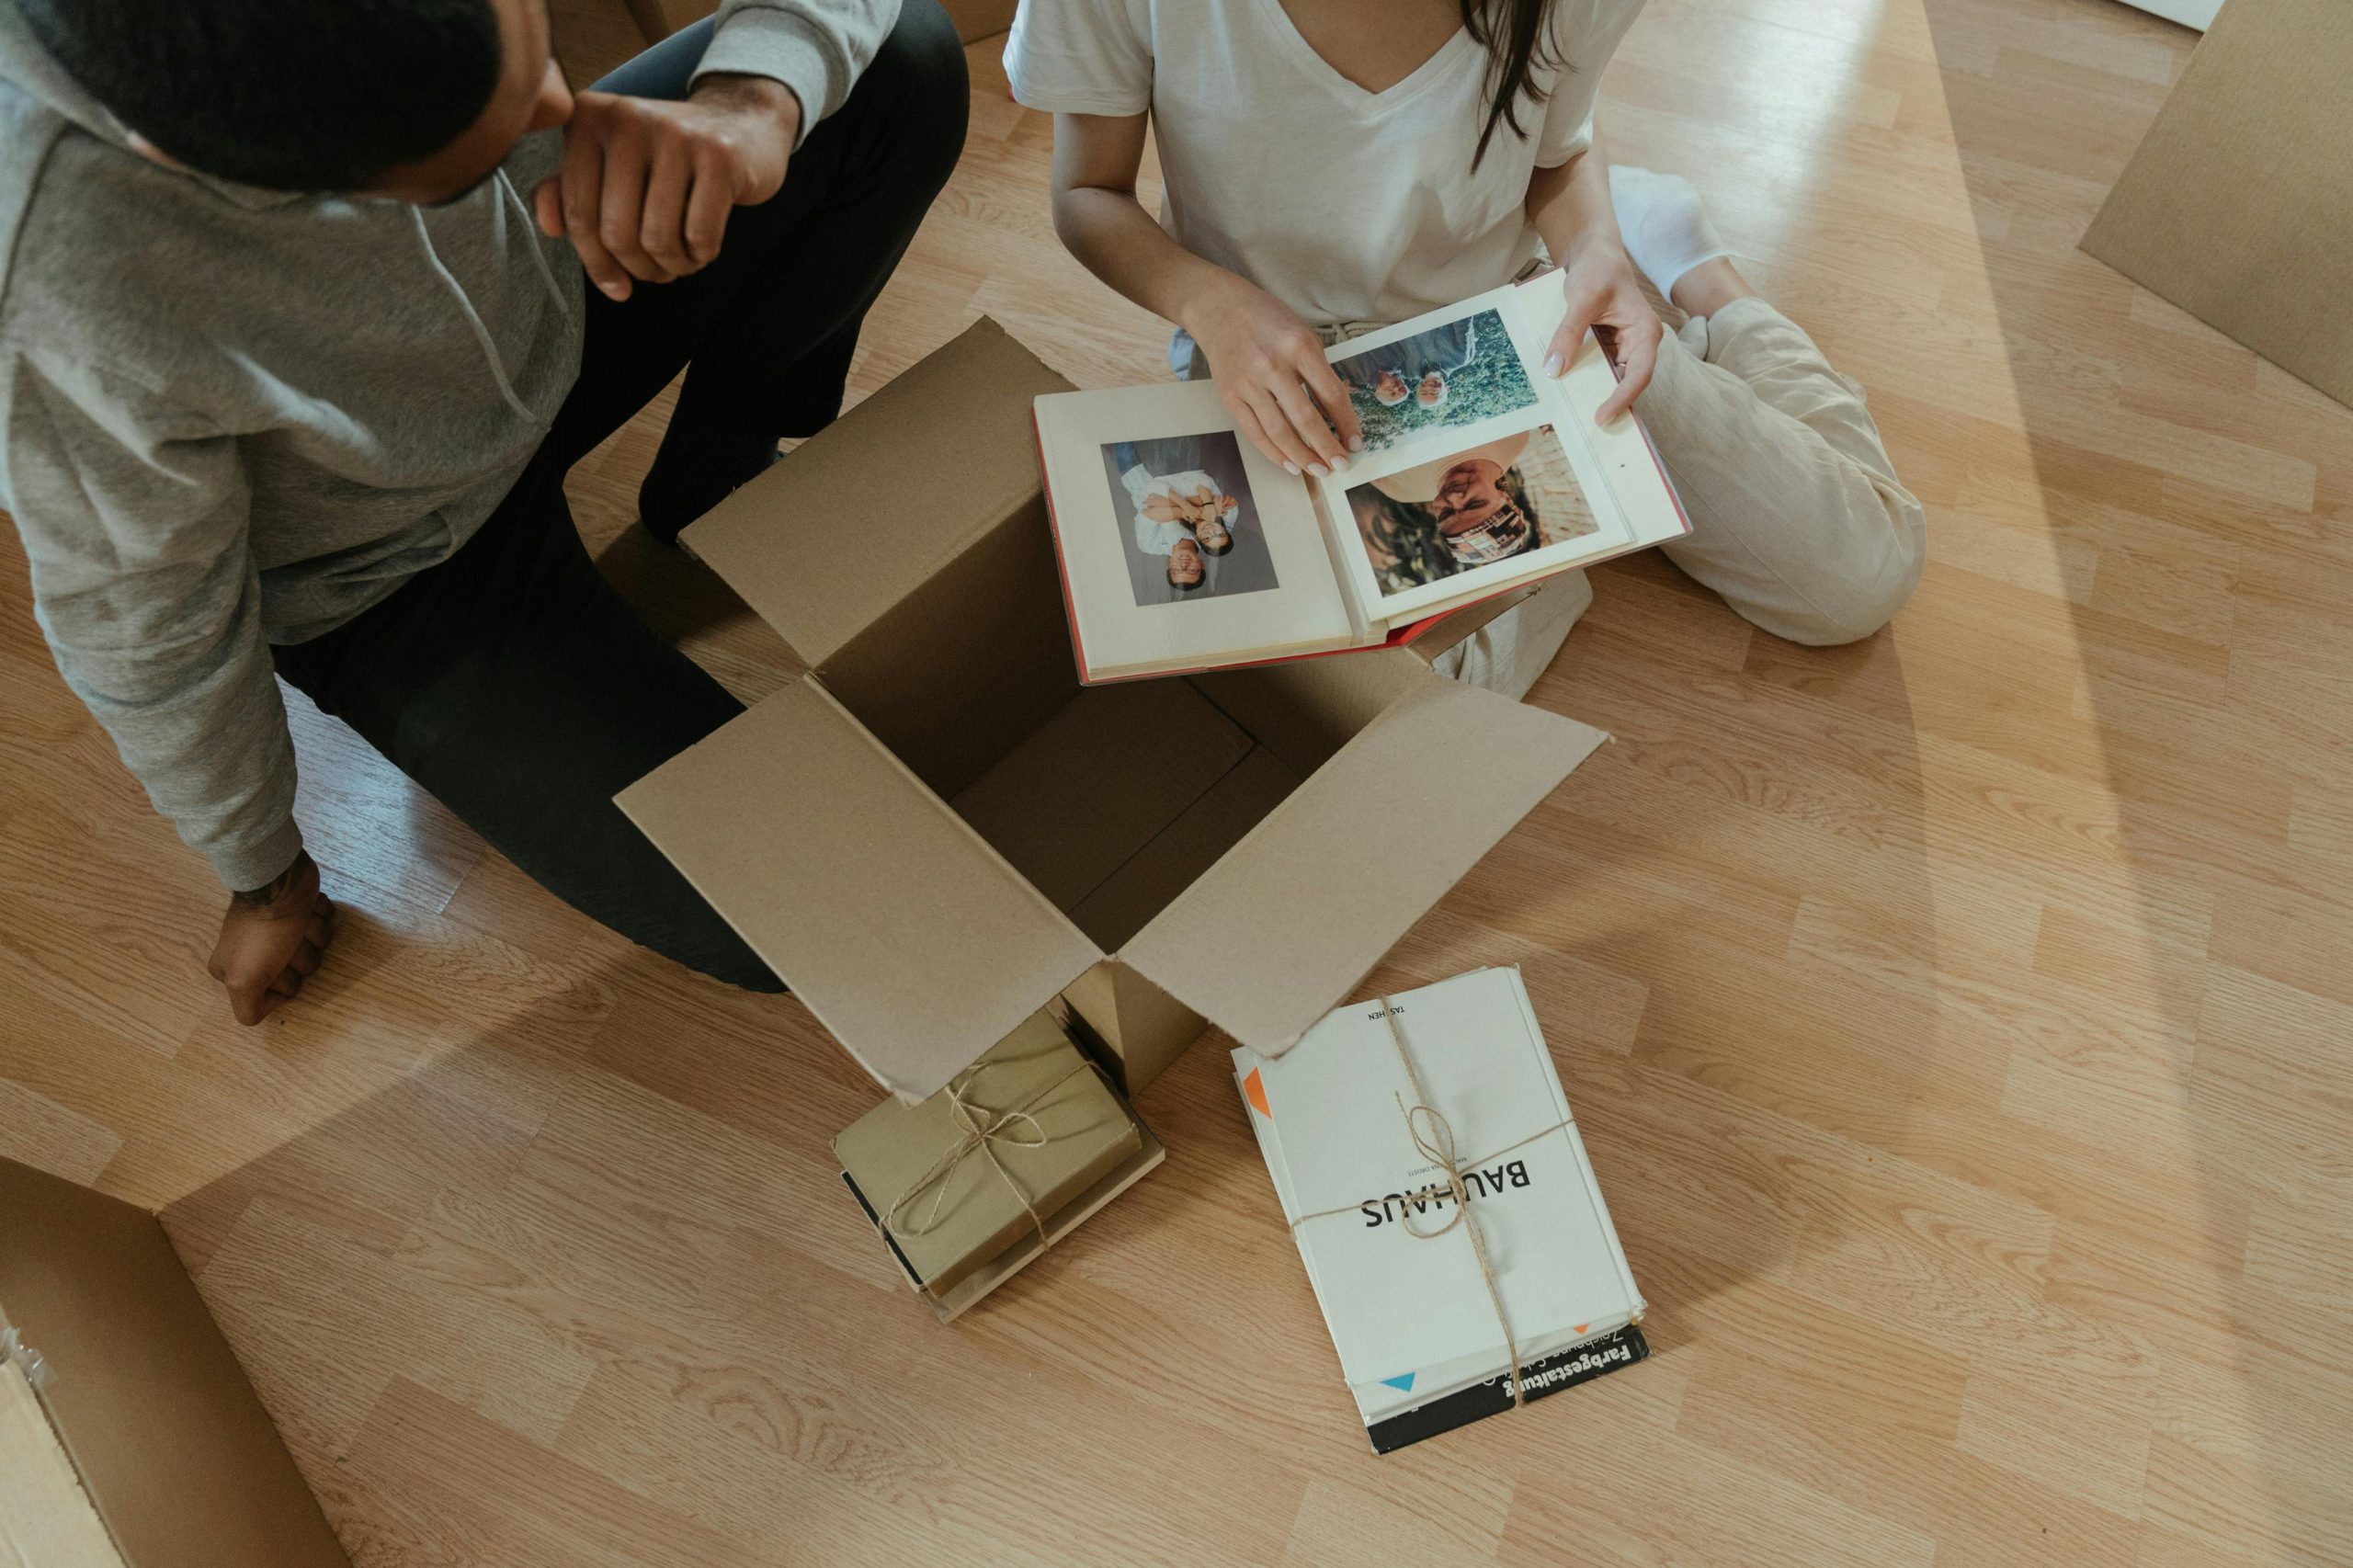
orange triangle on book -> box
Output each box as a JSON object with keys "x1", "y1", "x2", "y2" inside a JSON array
[{"x1": 1243, "y1": 1067, "x2": 1271, "y2": 1118}]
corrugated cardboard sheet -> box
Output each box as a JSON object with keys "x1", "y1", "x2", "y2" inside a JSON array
[
  {"x1": 2082, "y1": 0, "x2": 2353, "y2": 408},
  {"x1": 617, "y1": 679, "x2": 1104, "y2": 1098},
  {"x1": 1121, "y1": 674, "x2": 1608, "y2": 1055},
  {"x1": 0, "y1": 1158, "x2": 352, "y2": 1568},
  {"x1": 680, "y1": 319, "x2": 1078, "y2": 668}
]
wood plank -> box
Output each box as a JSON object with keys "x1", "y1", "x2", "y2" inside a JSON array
[{"x1": 0, "y1": 0, "x2": 2346, "y2": 1562}]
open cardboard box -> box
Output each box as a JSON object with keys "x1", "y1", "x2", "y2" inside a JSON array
[{"x1": 619, "y1": 320, "x2": 1608, "y2": 1100}]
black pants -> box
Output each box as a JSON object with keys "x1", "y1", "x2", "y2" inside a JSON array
[{"x1": 271, "y1": 4, "x2": 968, "y2": 992}]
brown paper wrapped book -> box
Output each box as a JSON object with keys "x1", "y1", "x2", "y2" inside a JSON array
[{"x1": 835, "y1": 1013, "x2": 1143, "y2": 1301}]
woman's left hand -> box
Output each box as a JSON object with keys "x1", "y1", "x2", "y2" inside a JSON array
[{"x1": 1543, "y1": 239, "x2": 1665, "y2": 423}]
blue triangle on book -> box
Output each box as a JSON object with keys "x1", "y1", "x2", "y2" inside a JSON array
[{"x1": 1381, "y1": 1373, "x2": 1415, "y2": 1392}]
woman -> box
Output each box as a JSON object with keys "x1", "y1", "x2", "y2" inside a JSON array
[{"x1": 1006, "y1": 0, "x2": 1924, "y2": 690}]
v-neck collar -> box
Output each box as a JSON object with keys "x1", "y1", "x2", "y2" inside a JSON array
[{"x1": 1246, "y1": 0, "x2": 1479, "y2": 112}]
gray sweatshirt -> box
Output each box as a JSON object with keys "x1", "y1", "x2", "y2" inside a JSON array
[{"x1": 0, "y1": 0, "x2": 898, "y2": 890}]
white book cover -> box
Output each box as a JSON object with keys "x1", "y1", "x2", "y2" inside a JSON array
[{"x1": 1233, "y1": 968, "x2": 1643, "y2": 1404}]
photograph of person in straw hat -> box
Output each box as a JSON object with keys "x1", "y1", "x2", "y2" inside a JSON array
[
  {"x1": 1097, "y1": 433, "x2": 1284, "y2": 606},
  {"x1": 1328, "y1": 308, "x2": 1539, "y2": 456},
  {"x1": 1346, "y1": 427, "x2": 1598, "y2": 597}
]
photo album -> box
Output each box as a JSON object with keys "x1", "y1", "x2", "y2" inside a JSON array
[{"x1": 1032, "y1": 276, "x2": 1690, "y2": 684}]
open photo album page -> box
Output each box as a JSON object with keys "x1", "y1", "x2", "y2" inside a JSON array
[
  {"x1": 1317, "y1": 283, "x2": 1643, "y2": 625},
  {"x1": 1034, "y1": 379, "x2": 1356, "y2": 681}
]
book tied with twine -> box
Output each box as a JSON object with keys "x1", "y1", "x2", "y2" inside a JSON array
[
  {"x1": 835, "y1": 1011, "x2": 1142, "y2": 1300},
  {"x1": 1233, "y1": 966, "x2": 1646, "y2": 1450}
]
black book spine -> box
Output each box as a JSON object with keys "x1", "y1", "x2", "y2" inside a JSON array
[
  {"x1": 1366, "y1": 1325, "x2": 1651, "y2": 1454},
  {"x1": 838, "y1": 1167, "x2": 928, "y2": 1290}
]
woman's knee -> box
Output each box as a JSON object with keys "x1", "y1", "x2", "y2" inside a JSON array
[{"x1": 1777, "y1": 500, "x2": 1927, "y2": 646}]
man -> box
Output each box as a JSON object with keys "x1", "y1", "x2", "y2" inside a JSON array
[
  {"x1": 0, "y1": 0, "x2": 967, "y2": 1022},
  {"x1": 1165, "y1": 535, "x2": 1207, "y2": 592}
]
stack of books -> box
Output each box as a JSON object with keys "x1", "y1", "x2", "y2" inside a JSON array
[
  {"x1": 835, "y1": 1011, "x2": 1164, "y2": 1321},
  {"x1": 1233, "y1": 967, "x2": 1648, "y2": 1451}
]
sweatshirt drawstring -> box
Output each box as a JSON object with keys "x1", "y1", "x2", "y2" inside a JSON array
[
  {"x1": 495, "y1": 168, "x2": 574, "y2": 319},
  {"x1": 409, "y1": 187, "x2": 564, "y2": 426}
]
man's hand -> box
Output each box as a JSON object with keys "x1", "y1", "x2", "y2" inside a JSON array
[
  {"x1": 209, "y1": 850, "x2": 337, "y2": 1026},
  {"x1": 1543, "y1": 236, "x2": 1665, "y2": 424},
  {"x1": 534, "y1": 74, "x2": 801, "y2": 302}
]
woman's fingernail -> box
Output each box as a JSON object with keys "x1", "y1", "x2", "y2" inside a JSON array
[
  {"x1": 603, "y1": 280, "x2": 629, "y2": 301},
  {"x1": 1328, "y1": 454, "x2": 1349, "y2": 472},
  {"x1": 1284, "y1": 461, "x2": 1302, "y2": 475},
  {"x1": 1543, "y1": 353, "x2": 1563, "y2": 378},
  {"x1": 1308, "y1": 462, "x2": 1330, "y2": 478},
  {"x1": 1348, "y1": 436, "x2": 1365, "y2": 452}
]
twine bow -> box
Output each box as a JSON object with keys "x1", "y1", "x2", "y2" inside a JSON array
[
  {"x1": 1288, "y1": 996, "x2": 1573, "y2": 1410},
  {"x1": 882, "y1": 1055, "x2": 1093, "y2": 1250}
]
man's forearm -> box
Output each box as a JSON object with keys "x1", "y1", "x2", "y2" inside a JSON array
[
  {"x1": 231, "y1": 848, "x2": 313, "y2": 908},
  {"x1": 697, "y1": 0, "x2": 899, "y2": 145},
  {"x1": 690, "y1": 71, "x2": 804, "y2": 145}
]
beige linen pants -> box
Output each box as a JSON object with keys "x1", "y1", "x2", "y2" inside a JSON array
[
  {"x1": 1435, "y1": 297, "x2": 1927, "y2": 695},
  {"x1": 1181, "y1": 298, "x2": 1927, "y2": 699}
]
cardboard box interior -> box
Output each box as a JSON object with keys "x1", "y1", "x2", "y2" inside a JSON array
[
  {"x1": 620, "y1": 320, "x2": 1608, "y2": 1101},
  {"x1": 0, "y1": 1158, "x2": 352, "y2": 1568},
  {"x1": 1, "y1": 1360, "x2": 126, "y2": 1568}
]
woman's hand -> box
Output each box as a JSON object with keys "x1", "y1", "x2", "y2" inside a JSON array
[
  {"x1": 1543, "y1": 236, "x2": 1665, "y2": 424},
  {"x1": 1180, "y1": 273, "x2": 1361, "y2": 477}
]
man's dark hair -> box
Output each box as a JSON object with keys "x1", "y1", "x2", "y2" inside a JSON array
[{"x1": 20, "y1": 0, "x2": 506, "y2": 192}]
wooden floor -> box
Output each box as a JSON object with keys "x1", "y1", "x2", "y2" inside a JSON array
[{"x1": 4, "y1": 1, "x2": 2349, "y2": 1562}]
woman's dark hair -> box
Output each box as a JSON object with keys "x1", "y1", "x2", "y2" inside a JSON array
[
  {"x1": 18, "y1": 0, "x2": 505, "y2": 192},
  {"x1": 1461, "y1": 0, "x2": 1570, "y2": 170}
]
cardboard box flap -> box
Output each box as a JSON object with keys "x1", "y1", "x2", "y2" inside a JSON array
[
  {"x1": 0, "y1": 1158, "x2": 356, "y2": 1568},
  {"x1": 618, "y1": 679, "x2": 1104, "y2": 1097},
  {"x1": 678, "y1": 318, "x2": 1077, "y2": 668},
  {"x1": 1120, "y1": 675, "x2": 1606, "y2": 1055}
]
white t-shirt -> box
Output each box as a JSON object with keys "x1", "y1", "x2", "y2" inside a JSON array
[{"x1": 1005, "y1": 0, "x2": 1647, "y2": 332}]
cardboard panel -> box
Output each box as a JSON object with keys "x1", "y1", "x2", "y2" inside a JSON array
[
  {"x1": 2081, "y1": 0, "x2": 2353, "y2": 408},
  {"x1": 0, "y1": 1361, "x2": 128, "y2": 1567},
  {"x1": 618, "y1": 679, "x2": 1103, "y2": 1097},
  {"x1": 1402, "y1": 584, "x2": 1540, "y2": 666},
  {"x1": 816, "y1": 495, "x2": 1080, "y2": 801},
  {"x1": 951, "y1": 681, "x2": 1254, "y2": 912},
  {"x1": 679, "y1": 319, "x2": 1079, "y2": 667},
  {"x1": 1186, "y1": 647, "x2": 1435, "y2": 778},
  {"x1": 1122, "y1": 674, "x2": 1608, "y2": 1056},
  {"x1": 0, "y1": 1159, "x2": 353, "y2": 1568},
  {"x1": 1070, "y1": 747, "x2": 1303, "y2": 950},
  {"x1": 1057, "y1": 962, "x2": 1211, "y2": 1096}
]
